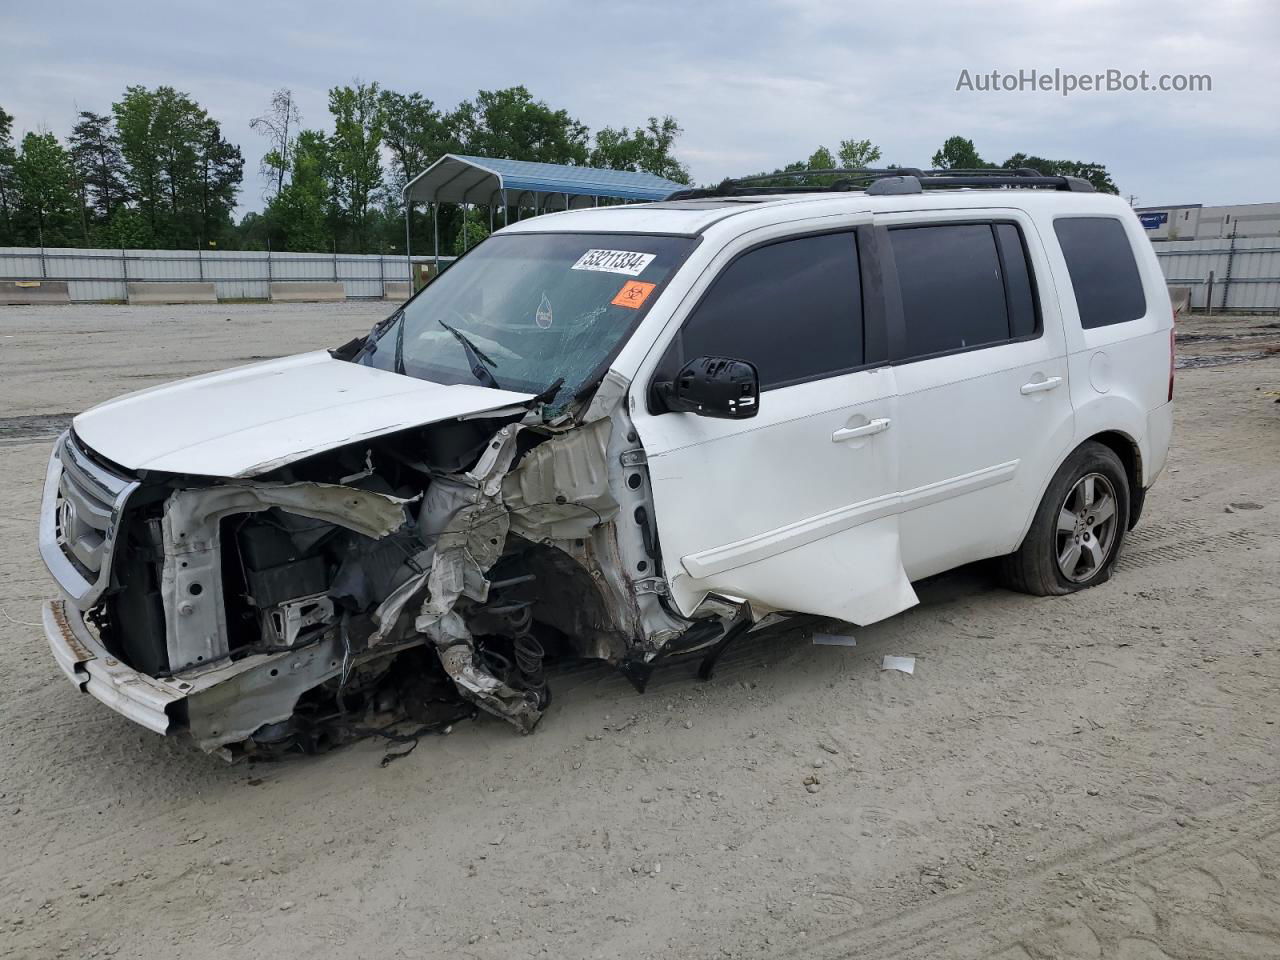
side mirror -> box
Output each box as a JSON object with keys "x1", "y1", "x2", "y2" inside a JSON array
[{"x1": 656, "y1": 356, "x2": 760, "y2": 419}]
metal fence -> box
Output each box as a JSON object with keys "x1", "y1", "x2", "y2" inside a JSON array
[
  {"x1": 0, "y1": 246, "x2": 455, "y2": 302},
  {"x1": 1150, "y1": 236, "x2": 1280, "y2": 312},
  {"x1": 4, "y1": 239, "x2": 1278, "y2": 312}
]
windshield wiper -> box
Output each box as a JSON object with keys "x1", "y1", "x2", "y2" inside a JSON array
[
  {"x1": 437, "y1": 317, "x2": 502, "y2": 390},
  {"x1": 394, "y1": 309, "x2": 407, "y2": 375},
  {"x1": 342, "y1": 308, "x2": 402, "y2": 364}
]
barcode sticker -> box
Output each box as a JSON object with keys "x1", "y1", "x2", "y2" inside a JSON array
[{"x1": 571, "y1": 249, "x2": 656, "y2": 276}]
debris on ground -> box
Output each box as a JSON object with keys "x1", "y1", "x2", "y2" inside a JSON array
[
  {"x1": 881, "y1": 655, "x2": 916, "y2": 675},
  {"x1": 812, "y1": 632, "x2": 857, "y2": 647}
]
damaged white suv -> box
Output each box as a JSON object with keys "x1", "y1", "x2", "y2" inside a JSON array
[{"x1": 39, "y1": 168, "x2": 1175, "y2": 756}]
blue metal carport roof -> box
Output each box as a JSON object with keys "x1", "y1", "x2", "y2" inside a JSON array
[{"x1": 403, "y1": 154, "x2": 687, "y2": 209}]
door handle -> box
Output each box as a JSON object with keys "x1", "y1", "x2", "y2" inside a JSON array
[
  {"x1": 1020, "y1": 376, "x2": 1063, "y2": 395},
  {"x1": 832, "y1": 418, "x2": 891, "y2": 442}
]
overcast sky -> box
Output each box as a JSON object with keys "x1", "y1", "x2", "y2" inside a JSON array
[{"x1": 4, "y1": 0, "x2": 1277, "y2": 214}]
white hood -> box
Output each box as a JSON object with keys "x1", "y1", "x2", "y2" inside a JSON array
[{"x1": 72, "y1": 351, "x2": 535, "y2": 478}]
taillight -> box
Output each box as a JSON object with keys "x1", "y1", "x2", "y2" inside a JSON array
[{"x1": 1168, "y1": 309, "x2": 1176, "y2": 402}]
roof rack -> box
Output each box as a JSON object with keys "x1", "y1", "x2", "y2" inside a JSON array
[{"x1": 665, "y1": 166, "x2": 1096, "y2": 200}]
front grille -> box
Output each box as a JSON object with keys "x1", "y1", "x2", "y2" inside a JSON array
[
  {"x1": 56, "y1": 436, "x2": 120, "y2": 578},
  {"x1": 41, "y1": 431, "x2": 139, "y2": 605}
]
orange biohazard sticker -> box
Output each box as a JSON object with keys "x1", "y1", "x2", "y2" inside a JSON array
[{"x1": 611, "y1": 280, "x2": 657, "y2": 309}]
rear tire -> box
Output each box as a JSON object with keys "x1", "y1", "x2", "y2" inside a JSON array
[{"x1": 1001, "y1": 441, "x2": 1130, "y2": 596}]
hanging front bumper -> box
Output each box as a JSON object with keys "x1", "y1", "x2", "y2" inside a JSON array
[{"x1": 43, "y1": 597, "x2": 185, "y2": 736}]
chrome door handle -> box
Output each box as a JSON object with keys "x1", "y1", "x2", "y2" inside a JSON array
[
  {"x1": 1020, "y1": 376, "x2": 1063, "y2": 395},
  {"x1": 832, "y1": 418, "x2": 891, "y2": 442}
]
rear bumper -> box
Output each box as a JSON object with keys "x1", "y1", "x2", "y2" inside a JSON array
[{"x1": 43, "y1": 598, "x2": 185, "y2": 735}]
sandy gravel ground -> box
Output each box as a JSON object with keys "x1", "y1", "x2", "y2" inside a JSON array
[{"x1": 1, "y1": 303, "x2": 1278, "y2": 960}]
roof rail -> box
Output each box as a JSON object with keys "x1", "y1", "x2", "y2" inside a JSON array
[{"x1": 665, "y1": 167, "x2": 1096, "y2": 200}]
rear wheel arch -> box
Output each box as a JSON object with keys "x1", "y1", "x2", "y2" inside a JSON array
[
  {"x1": 1089, "y1": 430, "x2": 1142, "y2": 500},
  {"x1": 1017, "y1": 429, "x2": 1143, "y2": 552},
  {"x1": 1002, "y1": 439, "x2": 1131, "y2": 596}
]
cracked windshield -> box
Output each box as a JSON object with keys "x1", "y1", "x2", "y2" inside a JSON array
[{"x1": 360, "y1": 232, "x2": 693, "y2": 407}]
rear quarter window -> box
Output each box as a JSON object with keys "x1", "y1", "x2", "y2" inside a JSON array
[{"x1": 1053, "y1": 217, "x2": 1147, "y2": 329}]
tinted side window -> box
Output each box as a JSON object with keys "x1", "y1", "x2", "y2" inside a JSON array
[
  {"x1": 1054, "y1": 217, "x2": 1147, "y2": 328},
  {"x1": 668, "y1": 232, "x2": 862, "y2": 390},
  {"x1": 890, "y1": 224, "x2": 1009, "y2": 358},
  {"x1": 995, "y1": 223, "x2": 1038, "y2": 339}
]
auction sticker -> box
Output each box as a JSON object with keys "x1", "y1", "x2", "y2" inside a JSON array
[
  {"x1": 611, "y1": 280, "x2": 657, "y2": 309},
  {"x1": 571, "y1": 249, "x2": 656, "y2": 276}
]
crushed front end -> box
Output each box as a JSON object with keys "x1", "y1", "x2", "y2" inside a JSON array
[{"x1": 39, "y1": 392, "x2": 702, "y2": 758}]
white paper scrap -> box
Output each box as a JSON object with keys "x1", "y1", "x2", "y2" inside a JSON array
[{"x1": 881, "y1": 655, "x2": 916, "y2": 675}]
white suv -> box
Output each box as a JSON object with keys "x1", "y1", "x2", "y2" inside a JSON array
[{"x1": 39, "y1": 168, "x2": 1175, "y2": 755}]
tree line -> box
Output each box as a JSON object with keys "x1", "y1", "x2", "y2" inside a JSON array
[
  {"x1": 0, "y1": 90, "x2": 243, "y2": 251},
  {"x1": 0, "y1": 83, "x2": 691, "y2": 256},
  {"x1": 747, "y1": 135, "x2": 1118, "y2": 193},
  {"x1": 0, "y1": 84, "x2": 1119, "y2": 257}
]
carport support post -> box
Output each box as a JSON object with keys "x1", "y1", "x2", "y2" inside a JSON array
[
  {"x1": 463, "y1": 203, "x2": 468, "y2": 251},
  {"x1": 432, "y1": 201, "x2": 440, "y2": 274},
  {"x1": 403, "y1": 196, "x2": 412, "y2": 286}
]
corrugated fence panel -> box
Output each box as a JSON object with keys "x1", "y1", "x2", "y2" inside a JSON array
[
  {"x1": 1151, "y1": 237, "x2": 1280, "y2": 311},
  {"x1": 28, "y1": 238, "x2": 1279, "y2": 312},
  {"x1": 0, "y1": 247, "x2": 447, "y2": 302}
]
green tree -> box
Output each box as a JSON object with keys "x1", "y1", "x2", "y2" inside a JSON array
[
  {"x1": 931, "y1": 135, "x2": 986, "y2": 170},
  {"x1": 379, "y1": 90, "x2": 457, "y2": 189},
  {"x1": 837, "y1": 138, "x2": 882, "y2": 168},
  {"x1": 68, "y1": 111, "x2": 130, "y2": 238},
  {"x1": 264, "y1": 129, "x2": 332, "y2": 251},
  {"x1": 328, "y1": 81, "x2": 385, "y2": 252},
  {"x1": 0, "y1": 106, "x2": 18, "y2": 244},
  {"x1": 113, "y1": 85, "x2": 242, "y2": 248},
  {"x1": 450, "y1": 86, "x2": 588, "y2": 165},
  {"x1": 451, "y1": 205, "x2": 489, "y2": 254},
  {"x1": 250, "y1": 88, "x2": 301, "y2": 200},
  {"x1": 195, "y1": 120, "x2": 244, "y2": 245},
  {"x1": 748, "y1": 137, "x2": 883, "y2": 187},
  {"x1": 101, "y1": 207, "x2": 150, "y2": 249},
  {"x1": 589, "y1": 116, "x2": 690, "y2": 183},
  {"x1": 113, "y1": 86, "x2": 163, "y2": 244},
  {"x1": 1002, "y1": 152, "x2": 1119, "y2": 194},
  {"x1": 14, "y1": 131, "x2": 80, "y2": 246},
  {"x1": 378, "y1": 89, "x2": 460, "y2": 253}
]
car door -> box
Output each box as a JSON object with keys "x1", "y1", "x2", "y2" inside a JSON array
[
  {"x1": 630, "y1": 223, "x2": 918, "y2": 626},
  {"x1": 878, "y1": 212, "x2": 1076, "y2": 580}
]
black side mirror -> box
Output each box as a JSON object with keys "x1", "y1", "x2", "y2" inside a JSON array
[{"x1": 656, "y1": 356, "x2": 760, "y2": 419}]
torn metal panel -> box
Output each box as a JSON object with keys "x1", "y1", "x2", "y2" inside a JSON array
[
  {"x1": 503, "y1": 417, "x2": 619, "y2": 540},
  {"x1": 668, "y1": 515, "x2": 919, "y2": 626},
  {"x1": 406, "y1": 424, "x2": 543, "y2": 727},
  {"x1": 161, "y1": 482, "x2": 412, "y2": 672}
]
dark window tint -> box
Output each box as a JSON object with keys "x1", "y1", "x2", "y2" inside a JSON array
[
  {"x1": 1054, "y1": 217, "x2": 1147, "y2": 329},
  {"x1": 890, "y1": 224, "x2": 1009, "y2": 357},
  {"x1": 995, "y1": 223, "x2": 1038, "y2": 339},
  {"x1": 670, "y1": 232, "x2": 862, "y2": 389}
]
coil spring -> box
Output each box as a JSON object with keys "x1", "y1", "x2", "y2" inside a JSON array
[{"x1": 506, "y1": 605, "x2": 547, "y2": 701}]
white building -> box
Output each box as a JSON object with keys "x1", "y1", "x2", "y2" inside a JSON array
[{"x1": 1135, "y1": 201, "x2": 1280, "y2": 241}]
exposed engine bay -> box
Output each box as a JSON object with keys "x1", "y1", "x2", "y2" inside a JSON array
[{"x1": 69, "y1": 386, "x2": 735, "y2": 757}]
